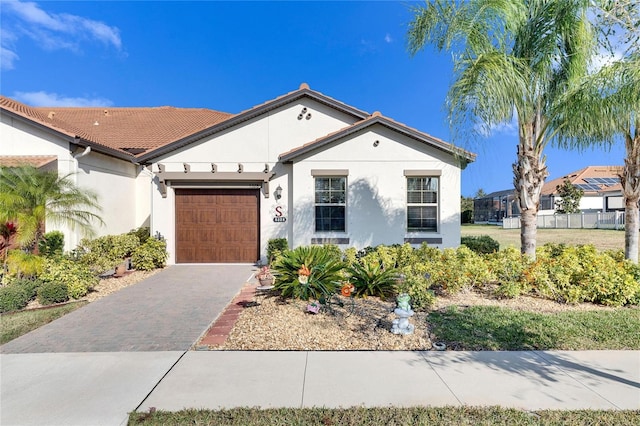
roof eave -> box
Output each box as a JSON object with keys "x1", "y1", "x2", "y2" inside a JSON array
[
  {"x1": 2, "y1": 108, "x2": 136, "y2": 163},
  {"x1": 137, "y1": 88, "x2": 370, "y2": 163}
]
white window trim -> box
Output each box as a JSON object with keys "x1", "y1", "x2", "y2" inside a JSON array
[
  {"x1": 314, "y1": 175, "x2": 348, "y2": 233},
  {"x1": 406, "y1": 175, "x2": 440, "y2": 233}
]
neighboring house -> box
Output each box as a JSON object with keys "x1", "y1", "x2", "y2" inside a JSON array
[
  {"x1": 1, "y1": 83, "x2": 475, "y2": 264},
  {"x1": 474, "y1": 165, "x2": 624, "y2": 223},
  {"x1": 539, "y1": 166, "x2": 624, "y2": 215},
  {"x1": 473, "y1": 189, "x2": 520, "y2": 223}
]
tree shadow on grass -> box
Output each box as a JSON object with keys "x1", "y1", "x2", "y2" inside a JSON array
[
  {"x1": 427, "y1": 305, "x2": 560, "y2": 351},
  {"x1": 425, "y1": 305, "x2": 640, "y2": 389}
]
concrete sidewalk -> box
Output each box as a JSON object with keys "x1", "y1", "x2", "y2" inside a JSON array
[
  {"x1": 1, "y1": 350, "x2": 638, "y2": 425},
  {"x1": 139, "y1": 350, "x2": 640, "y2": 412}
]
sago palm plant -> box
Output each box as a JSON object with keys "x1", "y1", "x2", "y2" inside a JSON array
[
  {"x1": 346, "y1": 262, "x2": 399, "y2": 299},
  {"x1": 271, "y1": 245, "x2": 345, "y2": 300}
]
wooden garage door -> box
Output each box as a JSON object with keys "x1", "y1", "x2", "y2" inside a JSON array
[{"x1": 175, "y1": 188, "x2": 259, "y2": 263}]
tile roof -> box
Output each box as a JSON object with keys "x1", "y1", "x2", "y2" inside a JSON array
[
  {"x1": 1, "y1": 95, "x2": 233, "y2": 158},
  {"x1": 33, "y1": 106, "x2": 233, "y2": 156},
  {"x1": 0, "y1": 155, "x2": 57, "y2": 168},
  {"x1": 541, "y1": 165, "x2": 623, "y2": 195},
  {"x1": 1, "y1": 96, "x2": 78, "y2": 139},
  {"x1": 2, "y1": 83, "x2": 473, "y2": 165}
]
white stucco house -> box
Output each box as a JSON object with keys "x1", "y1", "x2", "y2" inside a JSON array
[{"x1": 1, "y1": 84, "x2": 475, "y2": 264}]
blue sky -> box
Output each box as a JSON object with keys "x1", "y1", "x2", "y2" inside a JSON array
[{"x1": 1, "y1": 0, "x2": 626, "y2": 197}]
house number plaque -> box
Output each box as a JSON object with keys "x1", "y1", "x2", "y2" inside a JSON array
[{"x1": 272, "y1": 204, "x2": 287, "y2": 223}]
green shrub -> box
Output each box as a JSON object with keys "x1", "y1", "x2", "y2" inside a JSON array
[
  {"x1": 38, "y1": 231, "x2": 65, "y2": 257},
  {"x1": 128, "y1": 227, "x2": 150, "y2": 244},
  {"x1": 425, "y1": 246, "x2": 493, "y2": 295},
  {"x1": 37, "y1": 281, "x2": 69, "y2": 305},
  {"x1": 354, "y1": 244, "x2": 416, "y2": 271},
  {"x1": 624, "y1": 261, "x2": 640, "y2": 305},
  {"x1": 78, "y1": 233, "x2": 142, "y2": 273},
  {"x1": 266, "y1": 238, "x2": 289, "y2": 264},
  {"x1": 394, "y1": 243, "x2": 416, "y2": 269},
  {"x1": 461, "y1": 209, "x2": 474, "y2": 224},
  {"x1": 272, "y1": 245, "x2": 344, "y2": 300},
  {"x1": 0, "y1": 285, "x2": 30, "y2": 313},
  {"x1": 412, "y1": 243, "x2": 442, "y2": 263},
  {"x1": 528, "y1": 245, "x2": 640, "y2": 306},
  {"x1": 356, "y1": 246, "x2": 376, "y2": 259},
  {"x1": 346, "y1": 262, "x2": 398, "y2": 299},
  {"x1": 461, "y1": 235, "x2": 499, "y2": 254},
  {"x1": 110, "y1": 234, "x2": 140, "y2": 258},
  {"x1": 40, "y1": 257, "x2": 97, "y2": 299},
  {"x1": 131, "y1": 238, "x2": 167, "y2": 271},
  {"x1": 10, "y1": 278, "x2": 43, "y2": 300},
  {"x1": 343, "y1": 247, "x2": 358, "y2": 266},
  {"x1": 319, "y1": 244, "x2": 343, "y2": 263},
  {"x1": 4, "y1": 250, "x2": 44, "y2": 279},
  {"x1": 396, "y1": 273, "x2": 435, "y2": 310},
  {"x1": 487, "y1": 247, "x2": 531, "y2": 297},
  {"x1": 370, "y1": 245, "x2": 397, "y2": 270}
]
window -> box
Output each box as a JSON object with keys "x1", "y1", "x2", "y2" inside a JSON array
[
  {"x1": 315, "y1": 177, "x2": 346, "y2": 232},
  {"x1": 407, "y1": 177, "x2": 438, "y2": 232}
]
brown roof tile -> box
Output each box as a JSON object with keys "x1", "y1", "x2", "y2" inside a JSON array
[
  {"x1": 1, "y1": 95, "x2": 233, "y2": 158},
  {"x1": 0, "y1": 155, "x2": 57, "y2": 168},
  {"x1": 32, "y1": 106, "x2": 233, "y2": 156},
  {"x1": 1, "y1": 96, "x2": 78, "y2": 139}
]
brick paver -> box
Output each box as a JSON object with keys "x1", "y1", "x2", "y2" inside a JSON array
[
  {"x1": 195, "y1": 283, "x2": 259, "y2": 348},
  {"x1": 1, "y1": 265, "x2": 255, "y2": 353}
]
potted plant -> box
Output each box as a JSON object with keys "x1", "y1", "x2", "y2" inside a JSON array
[{"x1": 255, "y1": 265, "x2": 274, "y2": 287}]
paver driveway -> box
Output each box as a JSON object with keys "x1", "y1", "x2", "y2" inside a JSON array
[{"x1": 0, "y1": 265, "x2": 255, "y2": 353}]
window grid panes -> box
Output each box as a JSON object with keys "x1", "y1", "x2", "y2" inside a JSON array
[
  {"x1": 407, "y1": 177, "x2": 438, "y2": 232},
  {"x1": 315, "y1": 177, "x2": 346, "y2": 232}
]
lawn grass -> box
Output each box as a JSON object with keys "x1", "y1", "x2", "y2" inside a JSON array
[
  {"x1": 0, "y1": 301, "x2": 88, "y2": 345},
  {"x1": 428, "y1": 305, "x2": 640, "y2": 350},
  {"x1": 461, "y1": 224, "x2": 626, "y2": 252},
  {"x1": 128, "y1": 406, "x2": 640, "y2": 425}
]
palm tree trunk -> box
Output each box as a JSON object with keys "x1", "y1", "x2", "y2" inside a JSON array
[
  {"x1": 513, "y1": 133, "x2": 548, "y2": 259},
  {"x1": 520, "y1": 207, "x2": 538, "y2": 257},
  {"x1": 624, "y1": 198, "x2": 639, "y2": 263},
  {"x1": 622, "y1": 134, "x2": 640, "y2": 263}
]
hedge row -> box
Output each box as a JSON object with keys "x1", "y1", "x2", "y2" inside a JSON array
[{"x1": 271, "y1": 242, "x2": 640, "y2": 310}]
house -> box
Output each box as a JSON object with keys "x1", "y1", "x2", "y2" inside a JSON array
[
  {"x1": 473, "y1": 189, "x2": 520, "y2": 223},
  {"x1": 1, "y1": 83, "x2": 475, "y2": 264},
  {"x1": 538, "y1": 166, "x2": 624, "y2": 215},
  {"x1": 473, "y1": 165, "x2": 624, "y2": 223}
]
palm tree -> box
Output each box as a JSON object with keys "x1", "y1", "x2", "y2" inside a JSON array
[
  {"x1": 0, "y1": 165, "x2": 104, "y2": 252},
  {"x1": 407, "y1": 0, "x2": 595, "y2": 259},
  {"x1": 556, "y1": 55, "x2": 640, "y2": 262},
  {"x1": 553, "y1": 2, "x2": 639, "y2": 262}
]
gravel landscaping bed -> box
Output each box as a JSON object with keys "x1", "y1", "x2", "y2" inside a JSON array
[
  {"x1": 203, "y1": 285, "x2": 617, "y2": 351},
  {"x1": 213, "y1": 293, "x2": 432, "y2": 350}
]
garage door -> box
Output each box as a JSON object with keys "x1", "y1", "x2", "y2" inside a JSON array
[{"x1": 175, "y1": 188, "x2": 259, "y2": 263}]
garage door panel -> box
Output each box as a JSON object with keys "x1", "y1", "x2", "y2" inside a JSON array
[{"x1": 175, "y1": 189, "x2": 259, "y2": 263}]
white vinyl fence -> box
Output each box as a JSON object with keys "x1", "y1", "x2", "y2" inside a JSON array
[{"x1": 503, "y1": 211, "x2": 626, "y2": 230}]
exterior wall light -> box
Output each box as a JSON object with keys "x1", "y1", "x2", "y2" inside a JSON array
[{"x1": 274, "y1": 185, "x2": 283, "y2": 200}]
